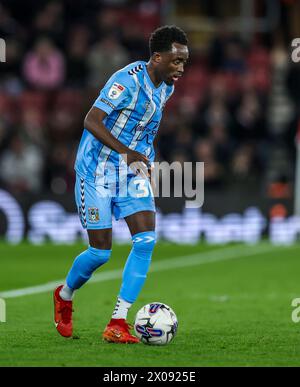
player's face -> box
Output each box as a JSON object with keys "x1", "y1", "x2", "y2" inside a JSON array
[{"x1": 158, "y1": 43, "x2": 189, "y2": 86}]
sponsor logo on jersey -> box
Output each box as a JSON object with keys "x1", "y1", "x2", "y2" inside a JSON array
[
  {"x1": 100, "y1": 98, "x2": 116, "y2": 110},
  {"x1": 108, "y1": 83, "x2": 125, "y2": 100},
  {"x1": 144, "y1": 101, "x2": 151, "y2": 110}
]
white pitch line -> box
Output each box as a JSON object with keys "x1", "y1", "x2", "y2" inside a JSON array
[{"x1": 0, "y1": 243, "x2": 287, "y2": 299}]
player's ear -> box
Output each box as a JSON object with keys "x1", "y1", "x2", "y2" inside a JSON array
[{"x1": 152, "y1": 52, "x2": 162, "y2": 63}]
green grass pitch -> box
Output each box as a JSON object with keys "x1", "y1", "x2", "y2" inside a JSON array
[{"x1": 0, "y1": 241, "x2": 300, "y2": 367}]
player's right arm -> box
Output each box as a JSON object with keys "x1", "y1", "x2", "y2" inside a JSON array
[{"x1": 84, "y1": 107, "x2": 149, "y2": 172}]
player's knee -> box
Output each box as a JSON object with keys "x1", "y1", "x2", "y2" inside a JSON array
[
  {"x1": 74, "y1": 247, "x2": 111, "y2": 275},
  {"x1": 89, "y1": 237, "x2": 112, "y2": 250},
  {"x1": 132, "y1": 231, "x2": 156, "y2": 259},
  {"x1": 88, "y1": 246, "x2": 111, "y2": 267}
]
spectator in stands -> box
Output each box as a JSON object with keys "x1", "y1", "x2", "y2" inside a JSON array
[
  {"x1": 0, "y1": 4, "x2": 20, "y2": 38},
  {"x1": 30, "y1": 2, "x2": 64, "y2": 47},
  {"x1": 92, "y1": 7, "x2": 123, "y2": 39},
  {"x1": 209, "y1": 124, "x2": 232, "y2": 165},
  {"x1": 193, "y1": 138, "x2": 224, "y2": 187},
  {"x1": 44, "y1": 143, "x2": 75, "y2": 194},
  {"x1": 233, "y1": 91, "x2": 266, "y2": 141},
  {"x1": 87, "y1": 35, "x2": 129, "y2": 87},
  {"x1": 121, "y1": 22, "x2": 148, "y2": 61},
  {"x1": 21, "y1": 108, "x2": 47, "y2": 150},
  {"x1": 22, "y1": 37, "x2": 65, "y2": 90},
  {"x1": 231, "y1": 143, "x2": 256, "y2": 180},
  {"x1": 65, "y1": 26, "x2": 89, "y2": 88},
  {"x1": 0, "y1": 133, "x2": 44, "y2": 193},
  {"x1": 174, "y1": 126, "x2": 193, "y2": 155},
  {"x1": 222, "y1": 39, "x2": 246, "y2": 74}
]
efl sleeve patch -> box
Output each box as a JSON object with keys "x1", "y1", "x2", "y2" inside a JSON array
[
  {"x1": 93, "y1": 73, "x2": 132, "y2": 114},
  {"x1": 108, "y1": 83, "x2": 126, "y2": 100}
]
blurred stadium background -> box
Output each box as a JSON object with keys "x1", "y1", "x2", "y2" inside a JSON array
[{"x1": 0, "y1": 0, "x2": 300, "y2": 245}]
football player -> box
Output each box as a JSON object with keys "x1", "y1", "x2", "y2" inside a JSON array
[{"x1": 54, "y1": 25, "x2": 189, "y2": 343}]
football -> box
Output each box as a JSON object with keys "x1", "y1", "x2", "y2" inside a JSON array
[{"x1": 134, "y1": 302, "x2": 178, "y2": 345}]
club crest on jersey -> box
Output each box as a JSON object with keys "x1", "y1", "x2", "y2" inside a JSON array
[
  {"x1": 88, "y1": 207, "x2": 100, "y2": 222},
  {"x1": 108, "y1": 82, "x2": 125, "y2": 99}
]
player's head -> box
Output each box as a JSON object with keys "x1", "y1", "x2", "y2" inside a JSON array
[{"x1": 149, "y1": 25, "x2": 189, "y2": 86}]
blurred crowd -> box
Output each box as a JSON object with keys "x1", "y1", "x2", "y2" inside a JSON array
[{"x1": 0, "y1": 0, "x2": 299, "y2": 196}]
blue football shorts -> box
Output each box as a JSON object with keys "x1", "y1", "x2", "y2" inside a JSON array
[{"x1": 74, "y1": 173, "x2": 155, "y2": 229}]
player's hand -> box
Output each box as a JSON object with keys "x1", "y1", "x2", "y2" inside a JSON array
[{"x1": 124, "y1": 150, "x2": 150, "y2": 178}]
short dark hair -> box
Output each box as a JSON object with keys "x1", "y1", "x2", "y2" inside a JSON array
[{"x1": 149, "y1": 25, "x2": 188, "y2": 55}]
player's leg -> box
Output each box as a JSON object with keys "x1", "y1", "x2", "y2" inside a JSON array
[
  {"x1": 60, "y1": 178, "x2": 113, "y2": 298},
  {"x1": 103, "y1": 210, "x2": 156, "y2": 343},
  {"x1": 116, "y1": 211, "x2": 156, "y2": 314},
  {"x1": 103, "y1": 172, "x2": 156, "y2": 343},
  {"x1": 54, "y1": 228, "x2": 112, "y2": 338},
  {"x1": 61, "y1": 228, "x2": 112, "y2": 297},
  {"x1": 54, "y1": 176, "x2": 113, "y2": 337}
]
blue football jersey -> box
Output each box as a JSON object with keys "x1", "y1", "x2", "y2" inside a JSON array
[{"x1": 74, "y1": 61, "x2": 174, "y2": 183}]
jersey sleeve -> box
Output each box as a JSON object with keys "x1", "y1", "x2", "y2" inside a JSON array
[{"x1": 93, "y1": 71, "x2": 135, "y2": 115}]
